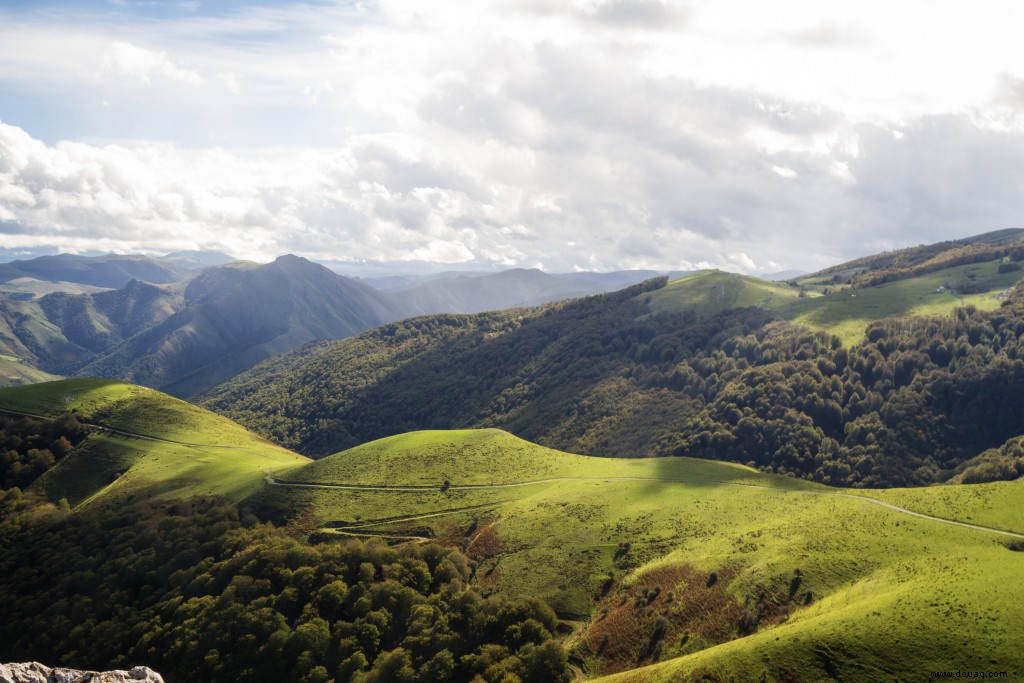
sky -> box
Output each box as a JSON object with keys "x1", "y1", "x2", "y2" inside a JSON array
[{"x1": 1, "y1": 0, "x2": 1024, "y2": 275}]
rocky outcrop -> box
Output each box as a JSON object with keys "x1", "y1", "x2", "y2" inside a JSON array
[{"x1": 0, "y1": 663, "x2": 163, "y2": 683}]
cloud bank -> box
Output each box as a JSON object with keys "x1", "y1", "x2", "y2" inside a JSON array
[{"x1": 1, "y1": 0, "x2": 1023, "y2": 273}]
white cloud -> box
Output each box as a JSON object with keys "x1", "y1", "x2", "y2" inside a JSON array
[
  {"x1": 1, "y1": 2, "x2": 1024, "y2": 273},
  {"x1": 105, "y1": 41, "x2": 204, "y2": 86}
]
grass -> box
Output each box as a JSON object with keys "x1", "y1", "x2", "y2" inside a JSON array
[
  {"x1": 648, "y1": 260, "x2": 1024, "y2": 345},
  {"x1": 0, "y1": 378, "x2": 308, "y2": 506},
  {"x1": 781, "y1": 260, "x2": 1023, "y2": 345},
  {"x1": 857, "y1": 479, "x2": 1024, "y2": 535},
  {"x1": 262, "y1": 428, "x2": 1024, "y2": 681},
  {"x1": 0, "y1": 357, "x2": 62, "y2": 387},
  {"x1": 8, "y1": 381, "x2": 1021, "y2": 681},
  {"x1": 646, "y1": 270, "x2": 802, "y2": 317},
  {"x1": 288, "y1": 428, "x2": 819, "y2": 490}
]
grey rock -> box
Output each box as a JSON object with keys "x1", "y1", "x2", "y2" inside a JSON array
[{"x1": 0, "y1": 663, "x2": 163, "y2": 683}]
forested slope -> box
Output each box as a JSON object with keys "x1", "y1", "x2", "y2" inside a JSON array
[{"x1": 203, "y1": 272, "x2": 1024, "y2": 487}]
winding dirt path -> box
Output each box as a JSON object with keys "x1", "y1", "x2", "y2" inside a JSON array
[{"x1": 266, "y1": 473, "x2": 1024, "y2": 540}]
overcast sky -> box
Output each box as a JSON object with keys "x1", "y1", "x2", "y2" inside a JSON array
[{"x1": 1, "y1": 0, "x2": 1024, "y2": 275}]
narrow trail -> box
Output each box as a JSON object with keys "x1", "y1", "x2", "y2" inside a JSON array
[
  {"x1": 266, "y1": 473, "x2": 1024, "y2": 540},
  {"x1": 319, "y1": 528, "x2": 431, "y2": 543}
]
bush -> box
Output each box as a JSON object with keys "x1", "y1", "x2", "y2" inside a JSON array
[{"x1": 999, "y1": 261, "x2": 1021, "y2": 274}]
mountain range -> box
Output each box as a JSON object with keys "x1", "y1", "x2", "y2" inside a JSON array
[
  {"x1": 0, "y1": 252, "x2": 691, "y2": 396},
  {"x1": 201, "y1": 229, "x2": 1024, "y2": 488}
]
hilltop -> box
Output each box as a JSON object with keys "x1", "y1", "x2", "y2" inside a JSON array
[
  {"x1": 255, "y1": 428, "x2": 1024, "y2": 680},
  {"x1": 0, "y1": 378, "x2": 307, "y2": 505}
]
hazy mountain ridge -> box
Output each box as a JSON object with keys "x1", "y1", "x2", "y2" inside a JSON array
[
  {"x1": 73, "y1": 255, "x2": 403, "y2": 397},
  {"x1": 2, "y1": 253, "x2": 193, "y2": 289},
  {"x1": 0, "y1": 252, "x2": 702, "y2": 394},
  {"x1": 38, "y1": 280, "x2": 183, "y2": 354}
]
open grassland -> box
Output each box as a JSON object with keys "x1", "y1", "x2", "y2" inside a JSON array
[
  {"x1": 262, "y1": 428, "x2": 1024, "y2": 681},
  {"x1": 858, "y1": 479, "x2": 1024, "y2": 535},
  {"x1": 781, "y1": 260, "x2": 1024, "y2": 345},
  {"x1": 646, "y1": 270, "x2": 802, "y2": 317},
  {"x1": 288, "y1": 429, "x2": 820, "y2": 490},
  {"x1": 648, "y1": 260, "x2": 1024, "y2": 345},
  {"x1": 0, "y1": 378, "x2": 308, "y2": 506}
]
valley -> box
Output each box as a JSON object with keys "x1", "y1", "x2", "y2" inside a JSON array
[
  {"x1": 1, "y1": 376, "x2": 1022, "y2": 681},
  {"x1": 1, "y1": 231, "x2": 1023, "y2": 681}
]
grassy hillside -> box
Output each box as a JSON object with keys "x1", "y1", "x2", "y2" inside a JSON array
[
  {"x1": 646, "y1": 259, "x2": 1024, "y2": 345},
  {"x1": 2, "y1": 379, "x2": 1021, "y2": 681},
  {"x1": 646, "y1": 270, "x2": 802, "y2": 317},
  {"x1": 0, "y1": 378, "x2": 308, "y2": 506},
  {"x1": 285, "y1": 428, "x2": 820, "y2": 494},
  {"x1": 784, "y1": 259, "x2": 1023, "y2": 344},
  {"x1": 793, "y1": 227, "x2": 1024, "y2": 291},
  {"x1": 203, "y1": 268, "x2": 1024, "y2": 488},
  {"x1": 255, "y1": 428, "x2": 1024, "y2": 681}
]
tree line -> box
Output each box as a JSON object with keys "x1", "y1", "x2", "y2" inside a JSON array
[{"x1": 0, "y1": 492, "x2": 570, "y2": 683}]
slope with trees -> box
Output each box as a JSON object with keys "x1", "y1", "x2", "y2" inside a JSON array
[{"x1": 203, "y1": 267, "x2": 1024, "y2": 488}]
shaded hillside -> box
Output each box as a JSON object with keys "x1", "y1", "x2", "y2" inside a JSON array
[
  {"x1": 0, "y1": 256, "x2": 408, "y2": 396},
  {"x1": 39, "y1": 280, "x2": 183, "y2": 354},
  {"x1": 76, "y1": 255, "x2": 403, "y2": 397},
  {"x1": 0, "y1": 280, "x2": 183, "y2": 377},
  {"x1": 0, "y1": 298, "x2": 89, "y2": 375},
  {"x1": 203, "y1": 268, "x2": 1024, "y2": 487},
  {"x1": 3, "y1": 253, "x2": 192, "y2": 288}
]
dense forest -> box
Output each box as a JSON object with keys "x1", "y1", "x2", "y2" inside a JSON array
[
  {"x1": 0, "y1": 411, "x2": 88, "y2": 490},
  {"x1": 203, "y1": 277, "x2": 1024, "y2": 488},
  {"x1": 0, "y1": 491, "x2": 569, "y2": 683}
]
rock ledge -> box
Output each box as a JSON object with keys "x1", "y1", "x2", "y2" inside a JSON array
[{"x1": 0, "y1": 662, "x2": 163, "y2": 683}]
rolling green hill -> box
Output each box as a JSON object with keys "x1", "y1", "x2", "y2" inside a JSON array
[
  {"x1": 645, "y1": 258, "x2": 1024, "y2": 345},
  {"x1": 255, "y1": 428, "x2": 1024, "y2": 681},
  {"x1": 3, "y1": 380, "x2": 1022, "y2": 681},
  {"x1": 0, "y1": 378, "x2": 308, "y2": 506},
  {"x1": 202, "y1": 244, "x2": 1024, "y2": 487}
]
